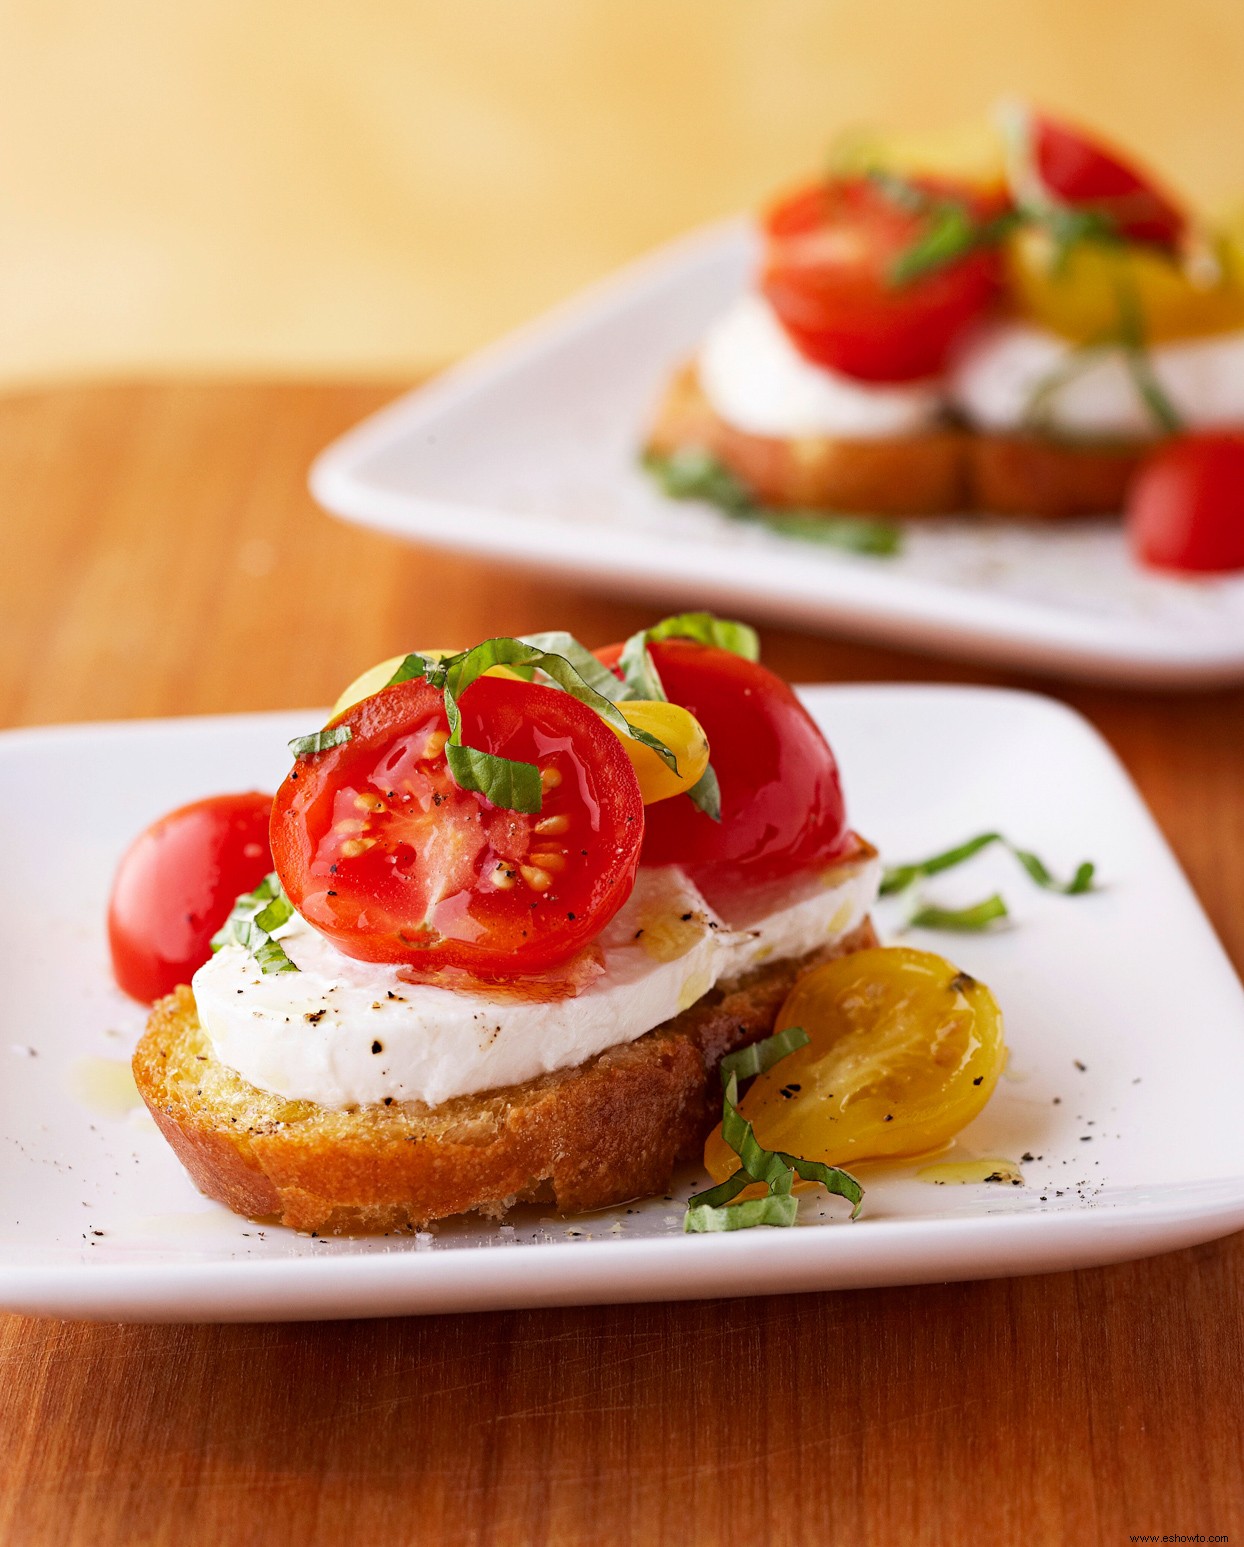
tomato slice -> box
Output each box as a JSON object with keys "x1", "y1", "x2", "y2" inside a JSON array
[
  {"x1": 759, "y1": 176, "x2": 1004, "y2": 382},
  {"x1": 1025, "y1": 111, "x2": 1186, "y2": 250},
  {"x1": 1126, "y1": 432, "x2": 1244, "y2": 574},
  {"x1": 108, "y1": 792, "x2": 274, "y2": 1003},
  {"x1": 703, "y1": 947, "x2": 1005, "y2": 1179},
  {"x1": 595, "y1": 639, "x2": 850, "y2": 901},
  {"x1": 271, "y1": 675, "x2": 644, "y2": 975}
]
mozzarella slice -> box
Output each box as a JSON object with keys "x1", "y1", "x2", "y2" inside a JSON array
[
  {"x1": 696, "y1": 294, "x2": 947, "y2": 440},
  {"x1": 193, "y1": 857, "x2": 880, "y2": 1110}
]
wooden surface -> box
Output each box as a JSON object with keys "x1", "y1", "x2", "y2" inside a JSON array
[{"x1": 1, "y1": 381, "x2": 1242, "y2": 1546}]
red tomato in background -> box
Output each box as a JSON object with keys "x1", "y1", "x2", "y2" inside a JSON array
[
  {"x1": 1126, "y1": 432, "x2": 1244, "y2": 574},
  {"x1": 108, "y1": 792, "x2": 274, "y2": 1003},
  {"x1": 759, "y1": 177, "x2": 1004, "y2": 382},
  {"x1": 595, "y1": 640, "x2": 851, "y2": 902},
  {"x1": 1026, "y1": 111, "x2": 1186, "y2": 250},
  {"x1": 271, "y1": 675, "x2": 644, "y2": 976}
]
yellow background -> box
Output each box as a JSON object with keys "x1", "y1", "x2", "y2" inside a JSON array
[{"x1": 2, "y1": 0, "x2": 1241, "y2": 385}]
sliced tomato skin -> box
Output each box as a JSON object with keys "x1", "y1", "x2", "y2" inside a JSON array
[
  {"x1": 108, "y1": 792, "x2": 274, "y2": 1003},
  {"x1": 1127, "y1": 432, "x2": 1244, "y2": 574},
  {"x1": 759, "y1": 176, "x2": 1004, "y2": 383},
  {"x1": 596, "y1": 640, "x2": 850, "y2": 897},
  {"x1": 1029, "y1": 112, "x2": 1185, "y2": 250},
  {"x1": 271, "y1": 675, "x2": 644, "y2": 976}
]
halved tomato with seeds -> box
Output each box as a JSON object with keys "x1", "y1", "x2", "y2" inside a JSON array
[{"x1": 271, "y1": 676, "x2": 644, "y2": 976}]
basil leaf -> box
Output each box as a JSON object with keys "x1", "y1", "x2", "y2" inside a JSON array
[
  {"x1": 685, "y1": 764, "x2": 722, "y2": 823},
  {"x1": 288, "y1": 725, "x2": 352, "y2": 758},
  {"x1": 759, "y1": 510, "x2": 904, "y2": 555},
  {"x1": 617, "y1": 627, "x2": 668, "y2": 702},
  {"x1": 445, "y1": 743, "x2": 542, "y2": 815},
  {"x1": 645, "y1": 449, "x2": 904, "y2": 557},
  {"x1": 889, "y1": 201, "x2": 979, "y2": 287},
  {"x1": 212, "y1": 873, "x2": 299, "y2": 976},
  {"x1": 719, "y1": 1024, "x2": 810, "y2": 1085},
  {"x1": 686, "y1": 1169, "x2": 752, "y2": 1210},
  {"x1": 383, "y1": 652, "x2": 435, "y2": 689},
  {"x1": 906, "y1": 894, "x2": 1009, "y2": 932},
  {"x1": 647, "y1": 611, "x2": 760, "y2": 663},
  {"x1": 519, "y1": 632, "x2": 630, "y2": 704},
  {"x1": 685, "y1": 1191, "x2": 800, "y2": 1232},
  {"x1": 880, "y1": 832, "x2": 1096, "y2": 897},
  {"x1": 644, "y1": 446, "x2": 754, "y2": 513}
]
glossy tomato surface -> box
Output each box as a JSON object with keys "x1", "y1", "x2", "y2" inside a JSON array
[
  {"x1": 271, "y1": 675, "x2": 644, "y2": 975},
  {"x1": 596, "y1": 640, "x2": 850, "y2": 898},
  {"x1": 1126, "y1": 432, "x2": 1244, "y2": 574},
  {"x1": 108, "y1": 791, "x2": 274, "y2": 1003},
  {"x1": 1028, "y1": 112, "x2": 1185, "y2": 250},
  {"x1": 759, "y1": 176, "x2": 1003, "y2": 382}
]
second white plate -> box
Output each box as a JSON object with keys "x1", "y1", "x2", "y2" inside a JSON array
[{"x1": 311, "y1": 221, "x2": 1244, "y2": 688}]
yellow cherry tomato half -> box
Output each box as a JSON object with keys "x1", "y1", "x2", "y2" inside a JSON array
[
  {"x1": 704, "y1": 946, "x2": 1006, "y2": 1183},
  {"x1": 1006, "y1": 227, "x2": 1244, "y2": 345},
  {"x1": 608, "y1": 699, "x2": 710, "y2": 805}
]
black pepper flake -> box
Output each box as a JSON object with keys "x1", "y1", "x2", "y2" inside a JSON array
[
  {"x1": 1021, "y1": 1151, "x2": 1035, "y2": 1162},
  {"x1": 1080, "y1": 1135, "x2": 1092, "y2": 1142},
  {"x1": 304, "y1": 1009, "x2": 327, "y2": 1024},
  {"x1": 371, "y1": 1039, "x2": 383, "y2": 1055},
  {"x1": 567, "y1": 912, "x2": 576, "y2": 921},
  {"x1": 680, "y1": 912, "x2": 693, "y2": 922},
  {"x1": 1074, "y1": 1060, "x2": 1087, "y2": 1072},
  {"x1": 327, "y1": 889, "x2": 337, "y2": 897},
  {"x1": 383, "y1": 1097, "x2": 394, "y2": 1106},
  {"x1": 972, "y1": 1076, "x2": 983, "y2": 1086},
  {"x1": 329, "y1": 862, "x2": 338, "y2": 873},
  {"x1": 883, "y1": 1113, "x2": 894, "y2": 1122}
]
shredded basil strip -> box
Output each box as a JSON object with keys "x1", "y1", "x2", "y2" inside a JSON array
[
  {"x1": 644, "y1": 448, "x2": 904, "y2": 557},
  {"x1": 685, "y1": 1190, "x2": 800, "y2": 1233},
  {"x1": 288, "y1": 725, "x2": 352, "y2": 758},
  {"x1": 684, "y1": 1025, "x2": 863, "y2": 1232},
  {"x1": 880, "y1": 832, "x2": 1096, "y2": 898},
  {"x1": 617, "y1": 629, "x2": 668, "y2": 702},
  {"x1": 211, "y1": 873, "x2": 299, "y2": 976},
  {"x1": 906, "y1": 894, "x2": 1010, "y2": 932},
  {"x1": 646, "y1": 611, "x2": 761, "y2": 664},
  {"x1": 519, "y1": 633, "x2": 630, "y2": 704},
  {"x1": 383, "y1": 652, "x2": 435, "y2": 689},
  {"x1": 684, "y1": 764, "x2": 722, "y2": 823}
]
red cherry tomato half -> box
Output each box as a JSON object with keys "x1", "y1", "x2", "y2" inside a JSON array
[
  {"x1": 596, "y1": 639, "x2": 850, "y2": 900},
  {"x1": 271, "y1": 675, "x2": 644, "y2": 976},
  {"x1": 759, "y1": 176, "x2": 1004, "y2": 383},
  {"x1": 1126, "y1": 432, "x2": 1244, "y2": 574},
  {"x1": 108, "y1": 792, "x2": 274, "y2": 1003},
  {"x1": 1028, "y1": 112, "x2": 1186, "y2": 250}
]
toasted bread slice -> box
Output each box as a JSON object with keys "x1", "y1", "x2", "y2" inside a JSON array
[
  {"x1": 648, "y1": 363, "x2": 968, "y2": 516},
  {"x1": 648, "y1": 362, "x2": 1149, "y2": 520},
  {"x1": 133, "y1": 917, "x2": 877, "y2": 1235}
]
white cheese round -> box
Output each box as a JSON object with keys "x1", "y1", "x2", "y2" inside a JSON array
[
  {"x1": 951, "y1": 320, "x2": 1244, "y2": 438},
  {"x1": 696, "y1": 294, "x2": 947, "y2": 440}
]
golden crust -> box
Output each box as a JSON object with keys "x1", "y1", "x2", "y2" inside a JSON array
[
  {"x1": 134, "y1": 918, "x2": 878, "y2": 1235},
  {"x1": 647, "y1": 362, "x2": 1150, "y2": 521}
]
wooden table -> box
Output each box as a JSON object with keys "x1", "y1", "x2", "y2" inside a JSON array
[{"x1": 1, "y1": 382, "x2": 1241, "y2": 1546}]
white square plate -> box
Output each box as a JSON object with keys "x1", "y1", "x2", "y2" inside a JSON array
[
  {"x1": 311, "y1": 222, "x2": 1244, "y2": 689},
  {"x1": 3, "y1": 686, "x2": 1243, "y2": 1322}
]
